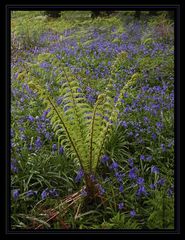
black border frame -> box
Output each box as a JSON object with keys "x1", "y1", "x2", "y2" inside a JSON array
[{"x1": 1, "y1": 2, "x2": 182, "y2": 238}]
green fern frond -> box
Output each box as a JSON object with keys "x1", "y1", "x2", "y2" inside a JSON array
[{"x1": 23, "y1": 53, "x2": 141, "y2": 199}]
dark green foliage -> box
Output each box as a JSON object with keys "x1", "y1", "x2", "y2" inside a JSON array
[
  {"x1": 44, "y1": 11, "x2": 61, "y2": 18},
  {"x1": 91, "y1": 11, "x2": 114, "y2": 19}
]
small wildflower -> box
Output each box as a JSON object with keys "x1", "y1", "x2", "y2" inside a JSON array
[
  {"x1": 130, "y1": 210, "x2": 136, "y2": 217},
  {"x1": 157, "y1": 178, "x2": 166, "y2": 186},
  {"x1": 151, "y1": 165, "x2": 159, "y2": 174},
  {"x1": 110, "y1": 161, "x2": 119, "y2": 170},
  {"x1": 49, "y1": 189, "x2": 59, "y2": 197},
  {"x1": 97, "y1": 184, "x2": 105, "y2": 195},
  {"x1": 151, "y1": 133, "x2": 157, "y2": 140},
  {"x1": 52, "y1": 144, "x2": 57, "y2": 151},
  {"x1": 57, "y1": 96, "x2": 63, "y2": 105},
  {"x1": 129, "y1": 168, "x2": 137, "y2": 179},
  {"x1": 35, "y1": 137, "x2": 42, "y2": 149},
  {"x1": 28, "y1": 116, "x2": 34, "y2": 122},
  {"x1": 150, "y1": 183, "x2": 157, "y2": 189},
  {"x1": 115, "y1": 172, "x2": 125, "y2": 182},
  {"x1": 12, "y1": 189, "x2": 19, "y2": 201},
  {"x1": 80, "y1": 188, "x2": 87, "y2": 197},
  {"x1": 167, "y1": 186, "x2": 173, "y2": 197},
  {"x1": 136, "y1": 185, "x2": 147, "y2": 196},
  {"x1": 140, "y1": 155, "x2": 145, "y2": 161},
  {"x1": 118, "y1": 202, "x2": 124, "y2": 210},
  {"x1": 137, "y1": 177, "x2": 144, "y2": 185},
  {"x1": 75, "y1": 169, "x2": 84, "y2": 183},
  {"x1": 156, "y1": 122, "x2": 163, "y2": 129},
  {"x1": 128, "y1": 158, "x2": 134, "y2": 167},
  {"x1": 161, "y1": 144, "x2": 166, "y2": 152},
  {"x1": 59, "y1": 146, "x2": 64, "y2": 154},
  {"x1": 119, "y1": 185, "x2": 124, "y2": 193},
  {"x1": 11, "y1": 161, "x2": 18, "y2": 174},
  {"x1": 41, "y1": 189, "x2": 48, "y2": 200},
  {"x1": 101, "y1": 154, "x2": 109, "y2": 164},
  {"x1": 146, "y1": 155, "x2": 152, "y2": 161},
  {"x1": 26, "y1": 190, "x2": 37, "y2": 197},
  {"x1": 121, "y1": 121, "x2": 127, "y2": 128}
]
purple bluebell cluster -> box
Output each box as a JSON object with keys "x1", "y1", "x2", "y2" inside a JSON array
[
  {"x1": 12, "y1": 189, "x2": 20, "y2": 201},
  {"x1": 130, "y1": 210, "x2": 136, "y2": 217},
  {"x1": 41, "y1": 188, "x2": 59, "y2": 200},
  {"x1": 11, "y1": 158, "x2": 18, "y2": 174},
  {"x1": 129, "y1": 167, "x2": 138, "y2": 179},
  {"x1": 118, "y1": 202, "x2": 124, "y2": 210},
  {"x1": 151, "y1": 166, "x2": 159, "y2": 174},
  {"x1": 26, "y1": 190, "x2": 38, "y2": 197},
  {"x1": 101, "y1": 154, "x2": 110, "y2": 164},
  {"x1": 75, "y1": 169, "x2": 84, "y2": 183},
  {"x1": 109, "y1": 161, "x2": 119, "y2": 170}
]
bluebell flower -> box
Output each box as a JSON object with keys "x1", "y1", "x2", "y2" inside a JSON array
[
  {"x1": 115, "y1": 172, "x2": 125, "y2": 182},
  {"x1": 161, "y1": 144, "x2": 166, "y2": 152},
  {"x1": 136, "y1": 185, "x2": 147, "y2": 196},
  {"x1": 59, "y1": 146, "x2": 64, "y2": 154},
  {"x1": 110, "y1": 161, "x2": 119, "y2": 170},
  {"x1": 146, "y1": 155, "x2": 152, "y2": 161},
  {"x1": 52, "y1": 144, "x2": 57, "y2": 151},
  {"x1": 129, "y1": 168, "x2": 137, "y2": 179},
  {"x1": 49, "y1": 189, "x2": 59, "y2": 197},
  {"x1": 97, "y1": 184, "x2": 105, "y2": 195},
  {"x1": 128, "y1": 158, "x2": 134, "y2": 167},
  {"x1": 156, "y1": 122, "x2": 163, "y2": 129},
  {"x1": 35, "y1": 137, "x2": 42, "y2": 149},
  {"x1": 101, "y1": 154, "x2": 109, "y2": 164},
  {"x1": 26, "y1": 190, "x2": 37, "y2": 197},
  {"x1": 130, "y1": 210, "x2": 136, "y2": 217},
  {"x1": 137, "y1": 177, "x2": 144, "y2": 185},
  {"x1": 151, "y1": 133, "x2": 157, "y2": 140},
  {"x1": 150, "y1": 183, "x2": 157, "y2": 190},
  {"x1": 119, "y1": 185, "x2": 124, "y2": 193},
  {"x1": 143, "y1": 116, "x2": 149, "y2": 123},
  {"x1": 118, "y1": 202, "x2": 124, "y2": 210},
  {"x1": 157, "y1": 178, "x2": 165, "y2": 186},
  {"x1": 41, "y1": 109, "x2": 50, "y2": 120},
  {"x1": 80, "y1": 188, "x2": 87, "y2": 197},
  {"x1": 12, "y1": 189, "x2": 20, "y2": 201},
  {"x1": 151, "y1": 166, "x2": 159, "y2": 174},
  {"x1": 167, "y1": 186, "x2": 173, "y2": 197},
  {"x1": 128, "y1": 131, "x2": 133, "y2": 136},
  {"x1": 57, "y1": 96, "x2": 63, "y2": 105},
  {"x1": 41, "y1": 189, "x2": 48, "y2": 200},
  {"x1": 11, "y1": 129, "x2": 14, "y2": 138},
  {"x1": 86, "y1": 86, "x2": 92, "y2": 92},
  {"x1": 28, "y1": 116, "x2": 34, "y2": 122},
  {"x1": 75, "y1": 169, "x2": 84, "y2": 183},
  {"x1": 45, "y1": 132, "x2": 50, "y2": 140},
  {"x1": 121, "y1": 121, "x2": 127, "y2": 128},
  {"x1": 11, "y1": 159, "x2": 18, "y2": 174},
  {"x1": 140, "y1": 155, "x2": 145, "y2": 161},
  {"x1": 124, "y1": 93, "x2": 128, "y2": 98},
  {"x1": 40, "y1": 61, "x2": 50, "y2": 69},
  {"x1": 87, "y1": 94, "x2": 96, "y2": 104}
]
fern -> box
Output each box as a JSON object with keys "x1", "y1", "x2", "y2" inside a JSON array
[{"x1": 20, "y1": 52, "x2": 141, "y2": 199}]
